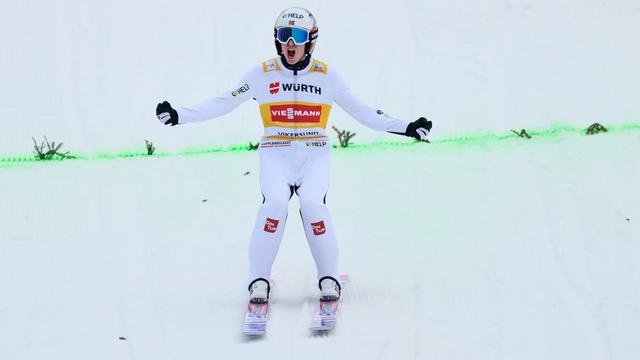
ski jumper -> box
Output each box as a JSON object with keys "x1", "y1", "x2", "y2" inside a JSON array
[{"x1": 175, "y1": 56, "x2": 410, "y2": 283}]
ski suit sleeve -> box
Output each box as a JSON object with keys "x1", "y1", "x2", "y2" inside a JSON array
[
  {"x1": 332, "y1": 69, "x2": 409, "y2": 133},
  {"x1": 175, "y1": 66, "x2": 259, "y2": 124}
]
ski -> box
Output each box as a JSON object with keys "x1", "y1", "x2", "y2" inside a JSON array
[
  {"x1": 309, "y1": 299, "x2": 339, "y2": 331},
  {"x1": 242, "y1": 302, "x2": 270, "y2": 335},
  {"x1": 309, "y1": 274, "x2": 349, "y2": 331},
  {"x1": 242, "y1": 278, "x2": 274, "y2": 336}
]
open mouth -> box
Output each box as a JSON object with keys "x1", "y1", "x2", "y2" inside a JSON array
[{"x1": 287, "y1": 49, "x2": 296, "y2": 57}]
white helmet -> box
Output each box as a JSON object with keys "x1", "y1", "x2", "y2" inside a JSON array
[{"x1": 273, "y1": 7, "x2": 318, "y2": 56}]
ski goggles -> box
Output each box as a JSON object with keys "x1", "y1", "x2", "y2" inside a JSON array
[{"x1": 275, "y1": 27, "x2": 310, "y2": 45}]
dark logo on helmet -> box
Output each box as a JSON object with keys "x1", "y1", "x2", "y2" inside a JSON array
[{"x1": 282, "y1": 13, "x2": 304, "y2": 19}]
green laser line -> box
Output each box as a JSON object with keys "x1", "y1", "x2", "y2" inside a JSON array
[{"x1": 1, "y1": 122, "x2": 637, "y2": 167}]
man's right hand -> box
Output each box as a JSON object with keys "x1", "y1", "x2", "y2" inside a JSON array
[{"x1": 156, "y1": 101, "x2": 179, "y2": 126}]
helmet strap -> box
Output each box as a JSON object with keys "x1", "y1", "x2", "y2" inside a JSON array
[{"x1": 275, "y1": 39, "x2": 284, "y2": 56}]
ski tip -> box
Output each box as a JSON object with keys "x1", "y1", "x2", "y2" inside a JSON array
[
  {"x1": 310, "y1": 322, "x2": 336, "y2": 331},
  {"x1": 310, "y1": 327, "x2": 333, "y2": 332},
  {"x1": 242, "y1": 322, "x2": 267, "y2": 335},
  {"x1": 243, "y1": 331, "x2": 266, "y2": 336}
]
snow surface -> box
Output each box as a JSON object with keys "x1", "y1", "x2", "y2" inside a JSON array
[
  {"x1": 1, "y1": 131, "x2": 639, "y2": 359},
  {"x1": 1, "y1": 1, "x2": 639, "y2": 359}
]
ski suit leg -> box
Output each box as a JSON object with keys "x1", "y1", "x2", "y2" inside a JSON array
[
  {"x1": 247, "y1": 147, "x2": 293, "y2": 283},
  {"x1": 296, "y1": 145, "x2": 340, "y2": 281}
]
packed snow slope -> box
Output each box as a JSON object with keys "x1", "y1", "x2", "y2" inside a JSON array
[
  {"x1": 1, "y1": 0, "x2": 639, "y2": 155},
  {"x1": 1, "y1": 130, "x2": 639, "y2": 360}
]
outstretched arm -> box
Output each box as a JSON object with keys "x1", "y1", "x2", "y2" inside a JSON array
[
  {"x1": 156, "y1": 66, "x2": 258, "y2": 125},
  {"x1": 176, "y1": 81, "x2": 253, "y2": 124},
  {"x1": 332, "y1": 70, "x2": 431, "y2": 140}
]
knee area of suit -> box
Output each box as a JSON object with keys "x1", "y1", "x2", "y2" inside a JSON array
[
  {"x1": 299, "y1": 200, "x2": 327, "y2": 214},
  {"x1": 262, "y1": 198, "x2": 289, "y2": 213}
]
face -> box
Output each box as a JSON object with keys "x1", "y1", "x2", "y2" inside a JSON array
[{"x1": 281, "y1": 39, "x2": 307, "y2": 64}]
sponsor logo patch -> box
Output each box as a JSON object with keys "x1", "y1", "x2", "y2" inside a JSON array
[
  {"x1": 264, "y1": 218, "x2": 280, "y2": 233},
  {"x1": 263, "y1": 59, "x2": 281, "y2": 72},
  {"x1": 260, "y1": 140, "x2": 292, "y2": 148},
  {"x1": 305, "y1": 141, "x2": 327, "y2": 147},
  {"x1": 311, "y1": 220, "x2": 326, "y2": 235},
  {"x1": 268, "y1": 82, "x2": 321, "y2": 95},
  {"x1": 231, "y1": 83, "x2": 250, "y2": 97},
  {"x1": 376, "y1": 109, "x2": 392, "y2": 118},
  {"x1": 283, "y1": 83, "x2": 321, "y2": 94},
  {"x1": 277, "y1": 131, "x2": 320, "y2": 137},
  {"x1": 309, "y1": 60, "x2": 327, "y2": 74},
  {"x1": 270, "y1": 104, "x2": 322, "y2": 123}
]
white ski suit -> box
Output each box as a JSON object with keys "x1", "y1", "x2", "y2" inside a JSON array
[{"x1": 175, "y1": 56, "x2": 410, "y2": 284}]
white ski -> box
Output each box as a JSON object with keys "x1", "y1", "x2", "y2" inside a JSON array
[
  {"x1": 242, "y1": 302, "x2": 270, "y2": 335},
  {"x1": 310, "y1": 274, "x2": 349, "y2": 331},
  {"x1": 242, "y1": 278, "x2": 274, "y2": 336}
]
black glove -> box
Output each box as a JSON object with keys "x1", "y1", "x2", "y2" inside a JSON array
[
  {"x1": 404, "y1": 117, "x2": 432, "y2": 141},
  {"x1": 156, "y1": 101, "x2": 179, "y2": 126}
]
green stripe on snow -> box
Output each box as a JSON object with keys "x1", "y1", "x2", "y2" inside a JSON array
[{"x1": 1, "y1": 122, "x2": 638, "y2": 168}]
